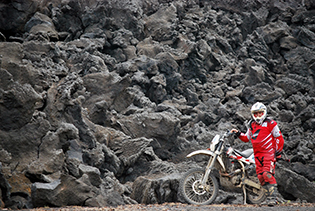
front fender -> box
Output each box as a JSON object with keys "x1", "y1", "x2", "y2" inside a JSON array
[
  {"x1": 187, "y1": 149, "x2": 216, "y2": 158},
  {"x1": 186, "y1": 150, "x2": 226, "y2": 171}
]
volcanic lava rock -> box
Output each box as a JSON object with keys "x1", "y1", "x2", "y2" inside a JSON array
[{"x1": 0, "y1": 0, "x2": 315, "y2": 209}]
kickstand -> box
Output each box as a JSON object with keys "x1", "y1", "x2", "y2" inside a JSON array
[{"x1": 242, "y1": 185, "x2": 247, "y2": 205}]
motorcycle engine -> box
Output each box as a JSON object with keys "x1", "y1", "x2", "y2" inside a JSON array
[{"x1": 231, "y1": 175, "x2": 241, "y2": 186}]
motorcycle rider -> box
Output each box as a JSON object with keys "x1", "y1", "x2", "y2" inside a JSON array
[{"x1": 231, "y1": 102, "x2": 284, "y2": 205}]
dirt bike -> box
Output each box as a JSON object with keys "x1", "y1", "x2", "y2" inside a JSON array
[{"x1": 179, "y1": 131, "x2": 266, "y2": 205}]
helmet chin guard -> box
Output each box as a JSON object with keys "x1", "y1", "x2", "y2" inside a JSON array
[{"x1": 251, "y1": 102, "x2": 267, "y2": 124}]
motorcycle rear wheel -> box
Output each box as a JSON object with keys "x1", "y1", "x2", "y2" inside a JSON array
[
  {"x1": 245, "y1": 172, "x2": 267, "y2": 204},
  {"x1": 179, "y1": 168, "x2": 219, "y2": 205}
]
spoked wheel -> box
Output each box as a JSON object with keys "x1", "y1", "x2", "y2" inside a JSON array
[
  {"x1": 245, "y1": 167, "x2": 267, "y2": 204},
  {"x1": 179, "y1": 168, "x2": 219, "y2": 205}
]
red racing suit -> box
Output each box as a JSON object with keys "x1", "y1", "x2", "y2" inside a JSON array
[{"x1": 237, "y1": 118, "x2": 284, "y2": 186}]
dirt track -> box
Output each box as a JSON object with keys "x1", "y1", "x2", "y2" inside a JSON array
[{"x1": 17, "y1": 202, "x2": 315, "y2": 211}]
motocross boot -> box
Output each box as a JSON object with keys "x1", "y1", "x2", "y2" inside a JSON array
[{"x1": 261, "y1": 184, "x2": 284, "y2": 206}]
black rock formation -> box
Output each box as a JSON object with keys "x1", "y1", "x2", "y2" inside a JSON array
[{"x1": 0, "y1": 0, "x2": 315, "y2": 209}]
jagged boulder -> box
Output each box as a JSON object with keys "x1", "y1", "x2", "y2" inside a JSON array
[
  {"x1": 0, "y1": 0, "x2": 39, "y2": 37},
  {"x1": 31, "y1": 174, "x2": 93, "y2": 207},
  {"x1": 25, "y1": 12, "x2": 59, "y2": 41},
  {"x1": 131, "y1": 173, "x2": 181, "y2": 204},
  {"x1": 143, "y1": 4, "x2": 178, "y2": 42},
  {"x1": 276, "y1": 162, "x2": 315, "y2": 203}
]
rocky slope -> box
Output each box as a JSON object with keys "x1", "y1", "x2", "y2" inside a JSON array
[{"x1": 0, "y1": 0, "x2": 315, "y2": 209}]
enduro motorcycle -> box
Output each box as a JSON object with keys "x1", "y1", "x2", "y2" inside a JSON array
[{"x1": 179, "y1": 131, "x2": 266, "y2": 205}]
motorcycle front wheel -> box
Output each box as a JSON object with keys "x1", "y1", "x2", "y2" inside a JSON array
[{"x1": 179, "y1": 168, "x2": 219, "y2": 205}]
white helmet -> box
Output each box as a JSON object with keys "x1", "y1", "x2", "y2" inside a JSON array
[{"x1": 251, "y1": 102, "x2": 267, "y2": 124}]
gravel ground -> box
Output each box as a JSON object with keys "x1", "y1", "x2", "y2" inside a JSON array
[{"x1": 15, "y1": 203, "x2": 315, "y2": 211}]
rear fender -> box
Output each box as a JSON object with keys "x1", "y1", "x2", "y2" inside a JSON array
[{"x1": 187, "y1": 150, "x2": 225, "y2": 171}]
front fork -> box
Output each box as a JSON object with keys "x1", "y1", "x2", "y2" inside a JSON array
[
  {"x1": 201, "y1": 140, "x2": 224, "y2": 186},
  {"x1": 201, "y1": 153, "x2": 218, "y2": 186}
]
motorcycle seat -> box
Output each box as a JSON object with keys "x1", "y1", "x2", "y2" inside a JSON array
[{"x1": 234, "y1": 148, "x2": 253, "y2": 158}]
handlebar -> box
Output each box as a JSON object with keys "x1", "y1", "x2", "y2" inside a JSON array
[{"x1": 224, "y1": 130, "x2": 235, "y2": 137}]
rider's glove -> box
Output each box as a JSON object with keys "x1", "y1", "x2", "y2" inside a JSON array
[{"x1": 234, "y1": 130, "x2": 241, "y2": 138}]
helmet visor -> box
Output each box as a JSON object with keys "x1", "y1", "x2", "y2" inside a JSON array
[{"x1": 252, "y1": 111, "x2": 264, "y2": 118}]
